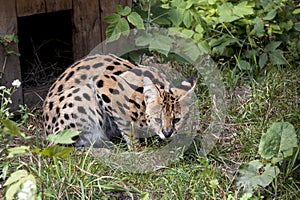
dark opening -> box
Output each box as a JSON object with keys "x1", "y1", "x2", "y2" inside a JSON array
[{"x1": 17, "y1": 10, "x2": 74, "y2": 88}]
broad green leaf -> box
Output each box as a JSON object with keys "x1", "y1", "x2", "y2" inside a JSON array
[
  {"x1": 195, "y1": 24, "x2": 204, "y2": 34},
  {"x1": 169, "y1": 8, "x2": 184, "y2": 26},
  {"x1": 149, "y1": 34, "x2": 174, "y2": 56},
  {"x1": 116, "y1": 5, "x2": 131, "y2": 16},
  {"x1": 259, "y1": 53, "x2": 268, "y2": 69},
  {"x1": 47, "y1": 129, "x2": 79, "y2": 144},
  {"x1": 7, "y1": 146, "x2": 30, "y2": 158},
  {"x1": 292, "y1": 8, "x2": 300, "y2": 15},
  {"x1": 263, "y1": 9, "x2": 277, "y2": 20},
  {"x1": 4, "y1": 170, "x2": 28, "y2": 186},
  {"x1": 183, "y1": 10, "x2": 192, "y2": 28},
  {"x1": 180, "y1": 40, "x2": 202, "y2": 61},
  {"x1": 198, "y1": 41, "x2": 210, "y2": 54},
  {"x1": 237, "y1": 60, "x2": 251, "y2": 71},
  {"x1": 127, "y1": 12, "x2": 144, "y2": 29},
  {"x1": 236, "y1": 160, "x2": 279, "y2": 192},
  {"x1": 171, "y1": 0, "x2": 186, "y2": 8},
  {"x1": 135, "y1": 33, "x2": 153, "y2": 46},
  {"x1": 269, "y1": 50, "x2": 286, "y2": 65},
  {"x1": 232, "y1": 2, "x2": 254, "y2": 17},
  {"x1": 41, "y1": 145, "x2": 73, "y2": 158},
  {"x1": 259, "y1": 122, "x2": 297, "y2": 162},
  {"x1": 103, "y1": 13, "x2": 121, "y2": 24},
  {"x1": 105, "y1": 18, "x2": 130, "y2": 42},
  {"x1": 181, "y1": 29, "x2": 194, "y2": 38},
  {"x1": 253, "y1": 17, "x2": 264, "y2": 37},
  {"x1": 294, "y1": 22, "x2": 300, "y2": 32},
  {"x1": 265, "y1": 41, "x2": 282, "y2": 52},
  {"x1": 1, "y1": 119, "x2": 25, "y2": 138},
  {"x1": 218, "y1": 3, "x2": 239, "y2": 23}
]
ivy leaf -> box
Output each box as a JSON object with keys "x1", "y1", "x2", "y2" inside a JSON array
[
  {"x1": 127, "y1": 12, "x2": 144, "y2": 29},
  {"x1": 236, "y1": 160, "x2": 279, "y2": 192},
  {"x1": 41, "y1": 145, "x2": 73, "y2": 158},
  {"x1": 259, "y1": 53, "x2": 268, "y2": 69},
  {"x1": 47, "y1": 129, "x2": 80, "y2": 144},
  {"x1": 259, "y1": 122, "x2": 297, "y2": 163}
]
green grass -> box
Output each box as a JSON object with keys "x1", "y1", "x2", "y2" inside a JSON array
[{"x1": 1, "y1": 64, "x2": 299, "y2": 199}]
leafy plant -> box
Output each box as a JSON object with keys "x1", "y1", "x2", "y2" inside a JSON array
[
  {"x1": 0, "y1": 80, "x2": 21, "y2": 119},
  {"x1": 0, "y1": 80, "x2": 79, "y2": 199},
  {"x1": 235, "y1": 122, "x2": 298, "y2": 194},
  {"x1": 104, "y1": 0, "x2": 300, "y2": 80},
  {"x1": 0, "y1": 34, "x2": 20, "y2": 56},
  {"x1": 104, "y1": 5, "x2": 144, "y2": 41},
  {"x1": 0, "y1": 34, "x2": 20, "y2": 78}
]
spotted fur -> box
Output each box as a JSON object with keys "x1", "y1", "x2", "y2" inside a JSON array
[{"x1": 43, "y1": 54, "x2": 195, "y2": 147}]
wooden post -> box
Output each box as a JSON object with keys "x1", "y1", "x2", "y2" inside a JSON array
[
  {"x1": 72, "y1": 0, "x2": 102, "y2": 60},
  {"x1": 0, "y1": 0, "x2": 23, "y2": 111}
]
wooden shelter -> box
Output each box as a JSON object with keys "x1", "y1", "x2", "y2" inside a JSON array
[{"x1": 0, "y1": 0, "x2": 131, "y2": 110}]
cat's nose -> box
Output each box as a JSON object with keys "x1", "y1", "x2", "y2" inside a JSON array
[{"x1": 162, "y1": 128, "x2": 173, "y2": 138}]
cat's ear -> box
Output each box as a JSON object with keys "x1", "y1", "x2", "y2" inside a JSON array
[
  {"x1": 143, "y1": 77, "x2": 159, "y2": 105},
  {"x1": 177, "y1": 76, "x2": 196, "y2": 106}
]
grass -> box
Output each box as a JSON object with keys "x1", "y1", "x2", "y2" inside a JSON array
[{"x1": 0, "y1": 64, "x2": 299, "y2": 199}]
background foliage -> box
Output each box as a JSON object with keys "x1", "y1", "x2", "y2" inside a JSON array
[{"x1": 105, "y1": 0, "x2": 300, "y2": 80}]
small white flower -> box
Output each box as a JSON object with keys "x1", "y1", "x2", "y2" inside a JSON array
[
  {"x1": 23, "y1": 179, "x2": 36, "y2": 192},
  {"x1": 17, "y1": 191, "x2": 28, "y2": 200},
  {"x1": 17, "y1": 180, "x2": 37, "y2": 200},
  {"x1": 12, "y1": 79, "x2": 21, "y2": 88},
  {"x1": 0, "y1": 86, "x2": 6, "y2": 90}
]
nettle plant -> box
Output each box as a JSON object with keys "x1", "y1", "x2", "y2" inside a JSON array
[{"x1": 104, "y1": 0, "x2": 300, "y2": 78}]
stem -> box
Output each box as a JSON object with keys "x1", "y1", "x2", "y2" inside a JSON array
[{"x1": 1, "y1": 55, "x2": 7, "y2": 79}]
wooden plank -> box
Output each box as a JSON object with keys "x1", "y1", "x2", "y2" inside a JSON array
[
  {"x1": 72, "y1": 0, "x2": 101, "y2": 60},
  {"x1": 17, "y1": 0, "x2": 46, "y2": 17},
  {"x1": 100, "y1": 0, "x2": 132, "y2": 41},
  {"x1": 45, "y1": 0, "x2": 72, "y2": 13},
  {"x1": 0, "y1": 0, "x2": 23, "y2": 111}
]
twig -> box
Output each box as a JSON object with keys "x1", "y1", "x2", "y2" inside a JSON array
[{"x1": 1, "y1": 55, "x2": 7, "y2": 79}]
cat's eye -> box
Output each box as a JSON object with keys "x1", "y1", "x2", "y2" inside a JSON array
[
  {"x1": 172, "y1": 118, "x2": 180, "y2": 124},
  {"x1": 155, "y1": 118, "x2": 162, "y2": 124}
]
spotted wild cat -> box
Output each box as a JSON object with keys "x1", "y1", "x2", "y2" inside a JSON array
[{"x1": 43, "y1": 54, "x2": 195, "y2": 147}]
